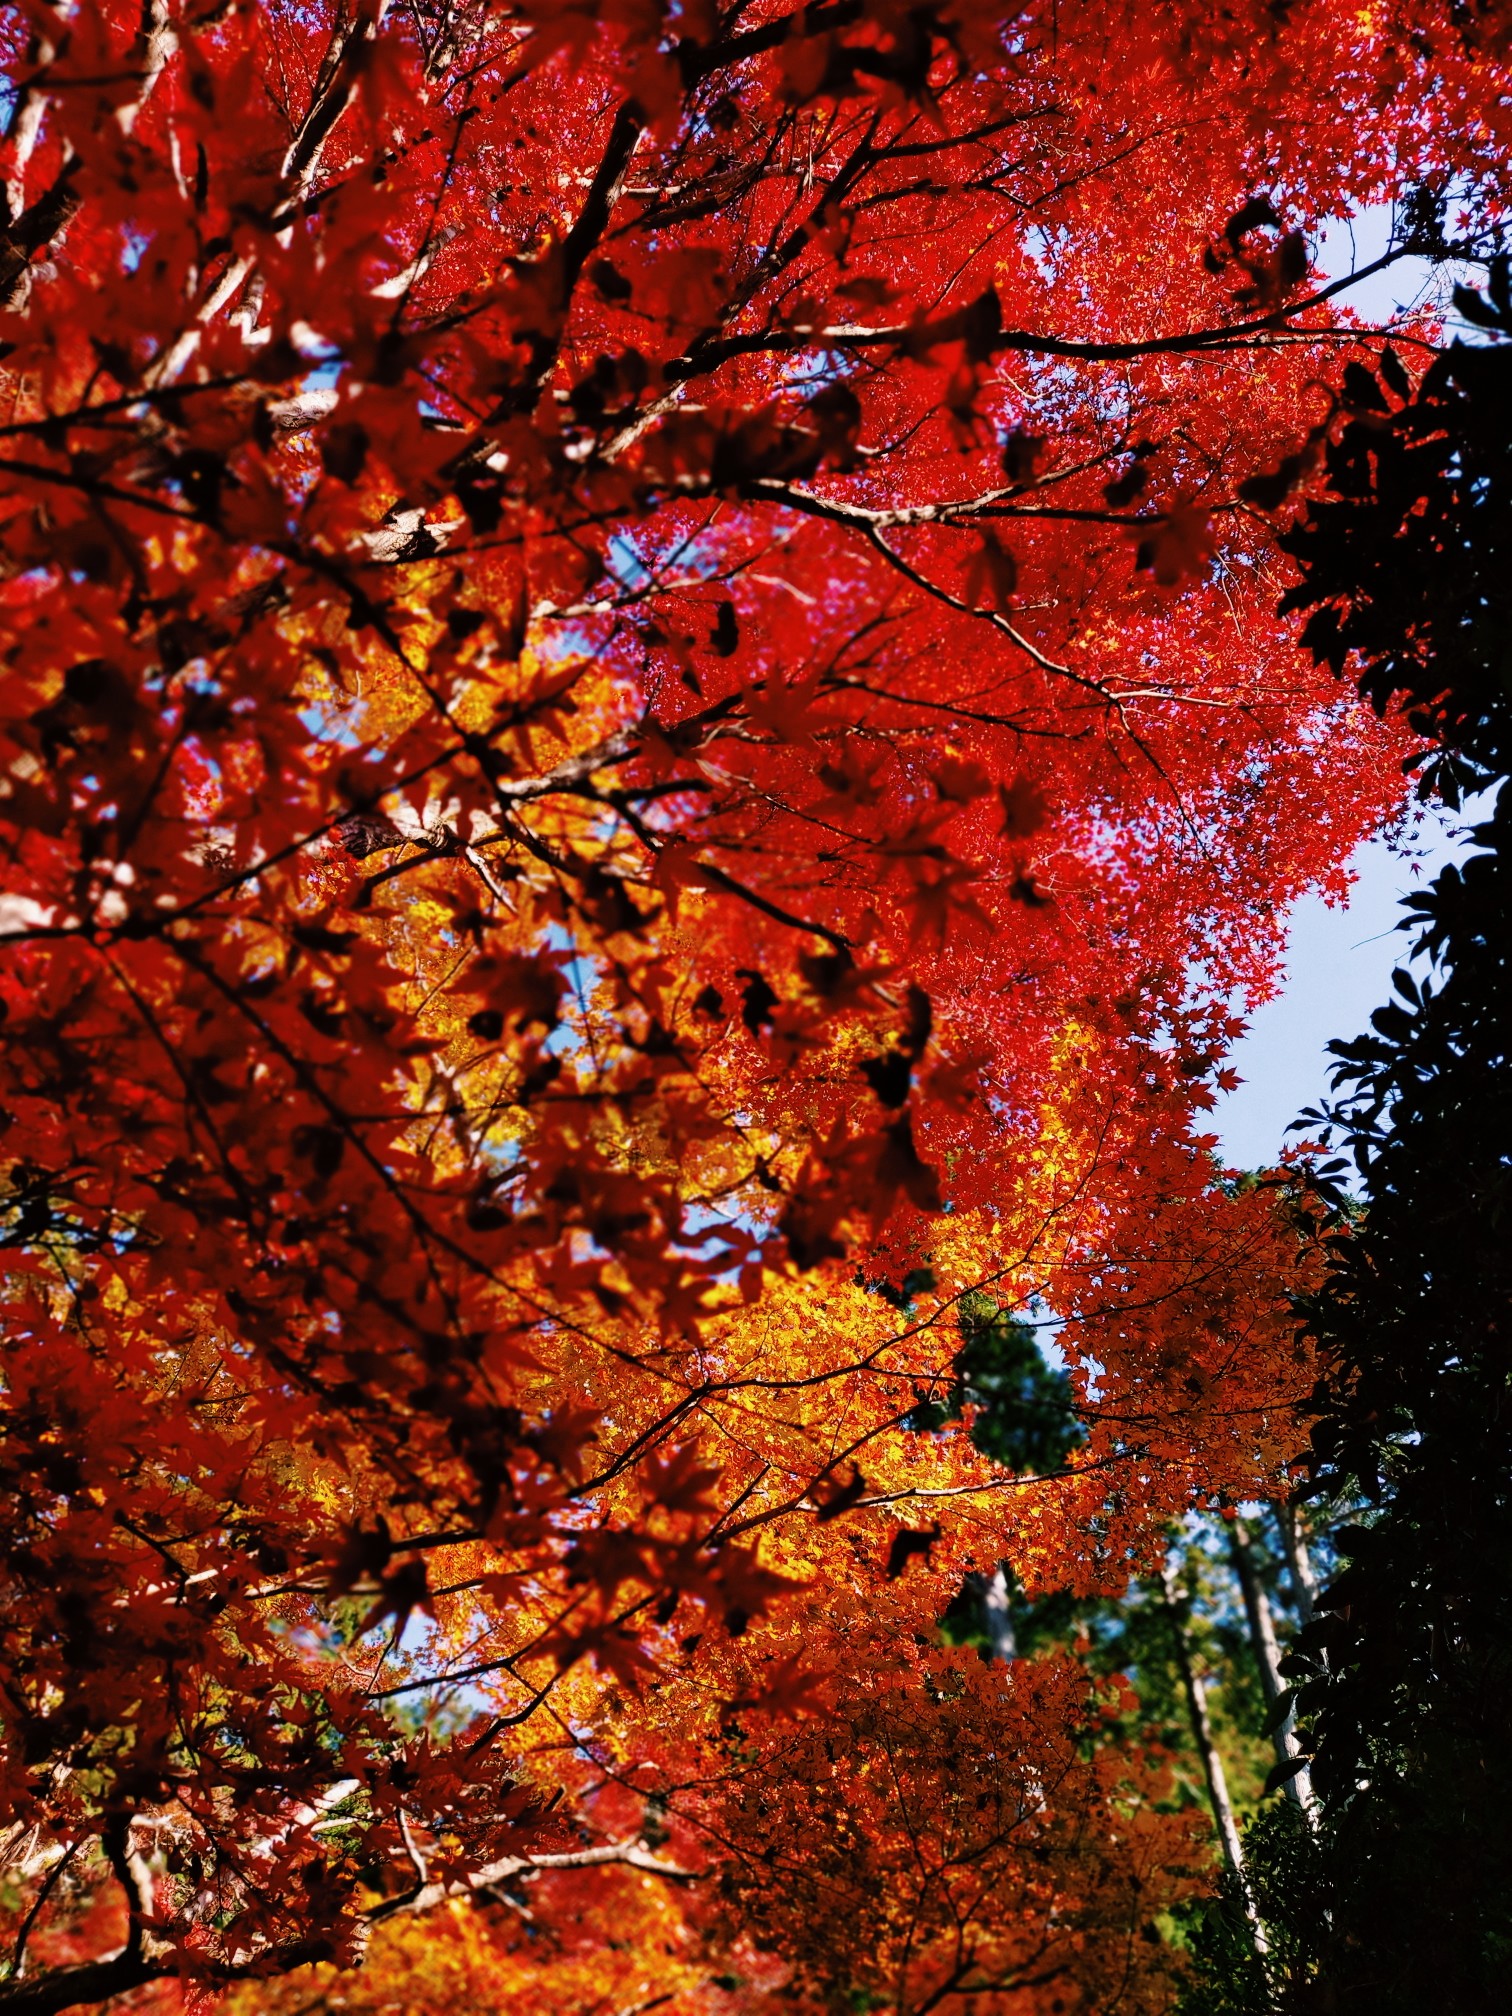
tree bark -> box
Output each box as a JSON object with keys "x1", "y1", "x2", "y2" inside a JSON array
[
  {"x1": 1230, "y1": 1516, "x2": 1316, "y2": 1817},
  {"x1": 1160, "y1": 1552, "x2": 1269, "y2": 1961},
  {"x1": 1275, "y1": 1501, "x2": 1319, "y2": 1624},
  {"x1": 980, "y1": 1564, "x2": 1019, "y2": 1662}
]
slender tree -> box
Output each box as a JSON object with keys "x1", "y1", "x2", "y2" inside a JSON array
[{"x1": 1230, "y1": 1515, "x2": 1314, "y2": 1817}]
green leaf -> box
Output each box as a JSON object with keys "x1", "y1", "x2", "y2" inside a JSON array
[
  {"x1": 1342, "y1": 361, "x2": 1390, "y2": 412},
  {"x1": 1452, "y1": 282, "x2": 1505, "y2": 329},
  {"x1": 1260, "y1": 1686, "x2": 1297, "y2": 1735},
  {"x1": 1263, "y1": 1753, "x2": 1311, "y2": 1795},
  {"x1": 1378, "y1": 345, "x2": 1411, "y2": 400}
]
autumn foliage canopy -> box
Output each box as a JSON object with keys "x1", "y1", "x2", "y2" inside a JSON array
[{"x1": 0, "y1": 1, "x2": 1507, "y2": 2010}]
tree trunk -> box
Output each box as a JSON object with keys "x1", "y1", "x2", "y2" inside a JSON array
[
  {"x1": 1275, "y1": 1501, "x2": 1318, "y2": 1624},
  {"x1": 1231, "y1": 1516, "x2": 1316, "y2": 1817},
  {"x1": 1160, "y1": 1552, "x2": 1269, "y2": 1961},
  {"x1": 980, "y1": 1564, "x2": 1018, "y2": 1662}
]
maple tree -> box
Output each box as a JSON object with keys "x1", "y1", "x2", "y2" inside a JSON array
[
  {"x1": 1, "y1": 1, "x2": 1510, "y2": 2010},
  {"x1": 214, "y1": 1607, "x2": 1211, "y2": 2016}
]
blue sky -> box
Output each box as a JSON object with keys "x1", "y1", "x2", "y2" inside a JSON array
[{"x1": 1210, "y1": 808, "x2": 1483, "y2": 1169}]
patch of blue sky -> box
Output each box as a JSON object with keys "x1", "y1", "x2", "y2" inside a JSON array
[
  {"x1": 672, "y1": 1197, "x2": 772, "y2": 1275},
  {"x1": 531, "y1": 939, "x2": 616, "y2": 1072},
  {"x1": 1211, "y1": 792, "x2": 1494, "y2": 1171},
  {"x1": 296, "y1": 699, "x2": 364, "y2": 750},
  {"x1": 477, "y1": 1135, "x2": 524, "y2": 1176},
  {"x1": 773, "y1": 345, "x2": 852, "y2": 395},
  {"x1": 1022, "y1": 223, "x2": 1058, "y2": 278},
  {"x1": 998, "y1": 1293, "x2": 1069, "y2": 1375},
  {"x1": 542, "y1": 1020, "x2": 588, "y2": 1068},
  {"x1": 377, "y1": 1609, "x2": 519, "y2": 1730},
  {"x1": 1313, "y1": 198, "x2": 1499, "y2": 345},
  {"x1": 560, "y1": 948, "x2": 598, "y2": 996},
  {"x1": 607, "y1": 530, "x2": 653, "y2": 591},
  {"x1": 613, "y1": 500, "x2": 764, "y2": 599},
  {"x1": 548, "y1": 950, "x2": 600, "y2": 1051}
]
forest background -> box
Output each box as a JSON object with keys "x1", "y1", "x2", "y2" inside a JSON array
[{"x1": 0, "y1": 3, "x2": 1508, "y2": 2013}]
